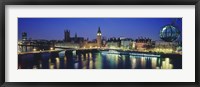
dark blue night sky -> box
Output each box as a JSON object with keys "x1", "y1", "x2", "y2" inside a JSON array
[{"x1": 18, "y1": 18, "x2": 182, "y2": 41}]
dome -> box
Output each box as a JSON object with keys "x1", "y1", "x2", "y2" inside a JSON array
[{"x1": 160, "y1": 25, "x2": 180, "y2": 42}]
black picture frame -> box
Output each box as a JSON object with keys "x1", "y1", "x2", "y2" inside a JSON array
[{"x1": 0, "y1": 0, "x2": 199, "y2": 87}]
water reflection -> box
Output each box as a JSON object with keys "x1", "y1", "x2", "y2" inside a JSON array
[{"x1": 18, "y1": 51, "x2": 182, "y2": 69}]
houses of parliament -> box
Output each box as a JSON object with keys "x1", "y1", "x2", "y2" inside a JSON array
[{"x1": 62, "y1": 27, "x2": 102, "y2": 48}]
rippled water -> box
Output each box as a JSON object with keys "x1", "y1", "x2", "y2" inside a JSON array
[{"x1": 18, "y1": 51, "x2": 182, "y2": 69}]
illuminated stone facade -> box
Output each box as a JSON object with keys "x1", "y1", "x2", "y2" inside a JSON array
[
  {"x1": 135, "y1": 38, "x2": 152, "y2": 51},
  {"x1": 83, "y1": 27, "x2": 102, "y2": 48},
  {"x1": 97, "y1": 27, "x2": 102, "y2": 47}
]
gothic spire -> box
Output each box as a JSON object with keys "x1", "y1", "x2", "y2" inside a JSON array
[{"x1": 97, "y1": 27, "x2": 101, "y2": 33}]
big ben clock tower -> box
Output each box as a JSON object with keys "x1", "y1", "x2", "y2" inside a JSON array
[{"x1": 97, "y1": 27, "x2": 102, "y2": 48}]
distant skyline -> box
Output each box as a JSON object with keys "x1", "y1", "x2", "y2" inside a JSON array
[{"x1": 18, "y1": 18, "x2": 182, "y2": 41}]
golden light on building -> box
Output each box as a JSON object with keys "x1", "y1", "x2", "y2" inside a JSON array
[
  {"x1": 50, "y1": 47, "x2": 53, "y2": 50},
  {"x1": 33, "y1": 48, "x2": 36, "y2": 51}
]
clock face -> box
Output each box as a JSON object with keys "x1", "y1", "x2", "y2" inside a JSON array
[{"x1": 97, "y1": 33, "x2": 101, "y2": 36}]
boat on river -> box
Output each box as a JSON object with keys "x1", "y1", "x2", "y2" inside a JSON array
[{"x1": 101, "y1": 50, "x2": 160, "y2": 57}]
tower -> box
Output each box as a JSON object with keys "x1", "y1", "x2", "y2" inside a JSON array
[
  {"x1": 75, "y1": 32, "x2": 77, "y2": 38},
  {"x1": 22, "y1": 32, "x2": 27, "y2": 41},
  {"x1": 64, "y1": 30, "x2": 70, "y2": 42},
  {"x1": 75, "y1": 32, "x2": 77, "y2": 43},
  {"x1": 97, "y1": 27, "x2": 102, "y2": 47}
]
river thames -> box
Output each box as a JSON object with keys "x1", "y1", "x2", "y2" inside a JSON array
[{"x1": 18, "y1": 50, "x2": 182, "y2": 69}]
